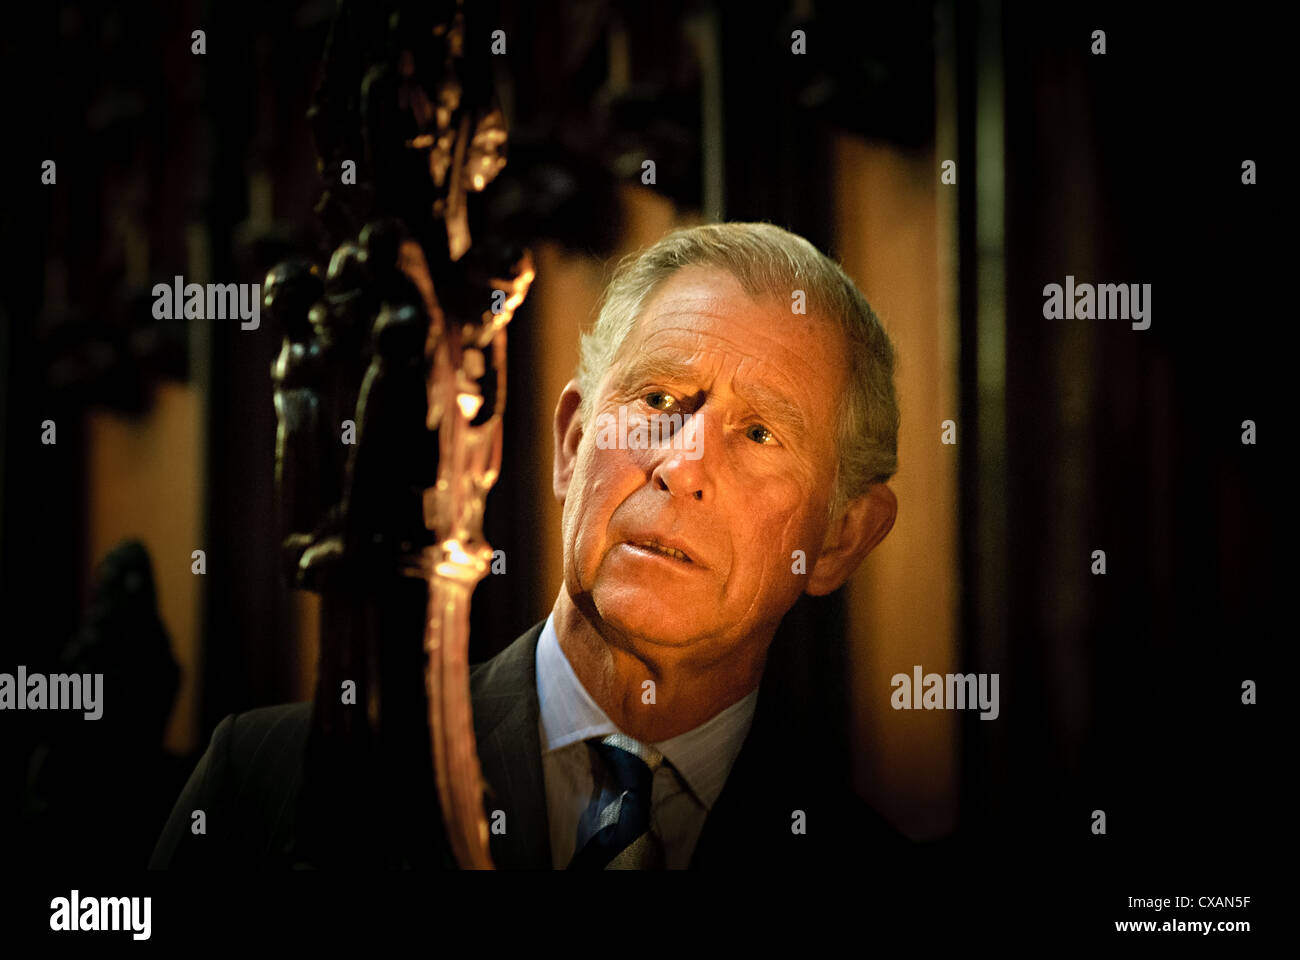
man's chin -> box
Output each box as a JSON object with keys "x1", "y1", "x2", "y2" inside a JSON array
[{"x1": 591, "y1": 587, "x2": 712, "y2": 648}]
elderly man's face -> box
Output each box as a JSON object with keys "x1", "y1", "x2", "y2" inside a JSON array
[{"x1": 556, "y1": 265, "x2": 856, "y2": 661}]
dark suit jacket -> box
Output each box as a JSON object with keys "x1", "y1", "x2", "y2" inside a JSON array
[{"x1": 150, "y1": 619, "x2": 908, "y2": 869}]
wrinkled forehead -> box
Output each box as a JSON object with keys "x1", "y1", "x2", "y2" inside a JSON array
[
  {"x1": 616, "y1": 264, "x2": 813, "y2": 357},
  {"x1": 601, "y1": 270, "x2": 848, "y2": 443}
]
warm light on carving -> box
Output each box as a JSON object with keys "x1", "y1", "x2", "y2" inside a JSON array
[{"x1": 457, "y1": 392, "x2": 483, "y2": 419}]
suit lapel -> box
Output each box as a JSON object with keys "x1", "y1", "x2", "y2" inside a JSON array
[
  {"x1": 470, "y1": 620, "x2": 552, "y2": 869},
  {"x1": 691, "y1": 693, "x2": 776, "y2": 868},
  {"x1": 690, "y1": 648, "x2": 804, "y2": 869}
]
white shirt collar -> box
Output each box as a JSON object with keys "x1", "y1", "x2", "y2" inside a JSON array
[{"x1": 535, "y1": 611, "x2": 758, "y2": 810}]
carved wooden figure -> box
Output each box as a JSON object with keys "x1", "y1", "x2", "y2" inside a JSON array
[{"x1": 267, "y1": 0, "x2": 531, "y2": 869}]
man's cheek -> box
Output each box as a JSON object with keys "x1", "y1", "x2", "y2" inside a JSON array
[
  {"x1": 768, "y1": 511, "x2": 816, "y2": 583},
  {"x1": 583, "y1": 435, "x2": 628, "y2": 487}
]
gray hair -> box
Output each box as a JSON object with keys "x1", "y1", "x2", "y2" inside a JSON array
[{"x1": 576, "y1": 222, "x2": 899, "y2": 523}]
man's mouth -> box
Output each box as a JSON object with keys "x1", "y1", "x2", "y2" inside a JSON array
[{"x1": 626, "y1": 539, "x2": 693, "y2": 563}]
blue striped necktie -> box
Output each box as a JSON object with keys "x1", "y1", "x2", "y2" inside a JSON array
[{"x1": 567, "y1": 733, "x2": 666, "y2": 869}]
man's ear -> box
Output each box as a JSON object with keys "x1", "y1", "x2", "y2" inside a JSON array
[
  {"x1": 805, "y1": 484, "x2": 898, "y2": 596},
  {"x1": 553, "y1": 378, "x2": 585, "y2": 504}
]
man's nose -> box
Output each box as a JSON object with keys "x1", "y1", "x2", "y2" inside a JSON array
[{"x1": 649, "y1": 409, "x2": 715, "y2": 502}]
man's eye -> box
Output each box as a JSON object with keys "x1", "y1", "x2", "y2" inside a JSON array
[
  {"x1": 644, "y1": 391, "x2": 677, "y2": 411},
  {"x1": 746, "y1": 424, "x2": 775, "y2": 445}
]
